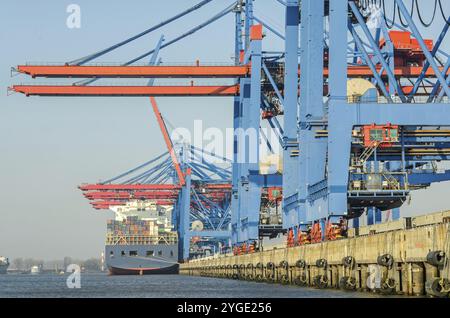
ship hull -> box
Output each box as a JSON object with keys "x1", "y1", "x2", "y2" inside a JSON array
[
  {"x1": 109, "y1": 263, "x2": 179, "y2": 275},
  {"x1": 105, "y1": 244, "x2": 179, "y2": 276}
]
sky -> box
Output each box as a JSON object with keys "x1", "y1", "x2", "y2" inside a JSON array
[{"x1": 1, "y1": 0, "x2": 450, "y2": 260}]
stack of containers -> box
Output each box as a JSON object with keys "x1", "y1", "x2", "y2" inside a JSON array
[{"x1": 106, "y1": 216, "x2": 160, "y2": 245}]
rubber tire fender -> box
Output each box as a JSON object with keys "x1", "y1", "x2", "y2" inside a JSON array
[
  {"x1": 342, "y1": 256, "x2": 355, "y2": 269},
  {"x1": 295, "y1": 259, "x2": 306, "y2": 269},
  {"x1": 379, "y1": 278, "x2": 396, "y2": 295},
  {"x1": 280, "y1": 274, "x2": 290, "y2": 285},
  {"x1": 293, "y1": 273, "x2": 308, "y2": 286},
  {"x1": 425, "y1": 278, "x2": 450, "y2": 298},
  {"x1": 426, "y1": 251, "x2": 446, "y2": 268},
  {"x1": 314, "y1": 274, "x2": 328, "y2": 289},
  {"x1": 279, "y1": 260, "x2": 289, "y2": 270},
  {"x1": 339, "y1": 276, "x2": 357, "y2": 291},
  {"x1": 255, "y1": 274, "x2": 263, "y2": 282},
  {"x1": 377, "y1": 254, "x2": 394, "y2": 268},
  {"x1": 316, "y1": 259, "x2": 328, "y2": 268}
]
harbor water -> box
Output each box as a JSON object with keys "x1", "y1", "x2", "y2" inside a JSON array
[{"x1": 0, "y1": 273, "x2": 392, "y2": 298}]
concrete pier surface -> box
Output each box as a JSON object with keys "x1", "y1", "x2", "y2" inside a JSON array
[{"x1": 180, "y1": 211, "x2": 450, "y2": 297}]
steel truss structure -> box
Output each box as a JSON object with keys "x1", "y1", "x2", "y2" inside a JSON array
[
  {"x1": 10, "y1": 0, "x2": 450, "y2": 259},
  {"x1": 79, "y1": 145, "x2": 232, "y2": 260}
]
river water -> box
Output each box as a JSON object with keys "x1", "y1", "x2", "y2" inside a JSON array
[{"x1": 0, "y1": 272, "x2": 392, "y2": 298}]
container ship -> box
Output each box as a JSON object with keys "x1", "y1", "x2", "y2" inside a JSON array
[
  {"x1": 105, "y1": 201, "x2": 179, "y2": 275},
  {"x1": 0, "y1": 257, "x2": 9, "y2": 274}
]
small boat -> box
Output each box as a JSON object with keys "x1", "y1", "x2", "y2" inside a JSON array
[{"x1": 30, "y1": 265, "x2": 41, "y2": 275}]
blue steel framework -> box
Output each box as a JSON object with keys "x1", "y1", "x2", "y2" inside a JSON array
[
  {"x1": 11, "y1": 0, "x2": 450, "y2": 258},
  {"x1": 233, "y1": 0, "x2": 450, "y2": 247},
  {"x1": 79, "y1": 145, "x2": 232, "y2": 261},
  {"x1": 291, "y1": 0, "x2": 450, "y2": 241},
  {"x1": 178, "y1": 146, "x2": 232, "y2": 259}
]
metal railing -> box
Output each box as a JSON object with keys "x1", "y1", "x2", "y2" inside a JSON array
[
  {"x1": 106, "y1": 233, "x2": 178, "y2": 246},
  {"x1": 24, "y1": 61, "x2": 237, "y2": 67},
  {"x1": 349, "y1": 172, "x2": 409, "y2": 191}
]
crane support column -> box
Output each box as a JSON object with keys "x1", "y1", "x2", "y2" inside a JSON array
[
  {"x1": 243, "y1": 24, "x2": 263, "y2": 243},
  {"x1": 179, "y1": 168, "x2": 192, "y2": 261},
  {"x1": 231, "y1": 3, "x2": 244, "y2": 245},
  {"x1": 282, "y1": 0, "x2": 300, "y2": 230},
  {"x1": 327, "y1": 0, "x2": 351, "y2": 217},
  {"x1": 231, "y1": 77, "x2": 248, "y2": 244},
  {"x1": 298, "y1": 0, "x2": 327, "y2": 225},
  {"x1": 235, "y1": 24, "x2": 263, "y2": 244},
  {"x1": 244, "y1": 0, "x2": 254, "y2": 49}
]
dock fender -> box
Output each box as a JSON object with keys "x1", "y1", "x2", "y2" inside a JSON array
[
  {"x1": 238, "y1": 264, "x2": 245, "y2": 276},
  {"x1": 426, "y1": 251, "x2": 446, "y2": 268},
  {"x1": 246, "y1": 263, "x2": 254, "y2": 280},
  {"x1": 280, "y1": 274, "x2": 290, "y2": 285},
  {"x1": 425, "y1": 278, "x2": 450, "y2": 298},
  {"x1": 293, "y1": 273, "x2": 308, "y2": 286},
  {"x1": 316, "y1": 259, "x2": 328, "y2": 268},
  {"x1": 266, "y1": 262, "x2": 276, "y2": 282},
  {"x1": 379, "y1": 278, "x2": 396, "y2": 295},
  {"x1": 314, "y1": 275, "x2": 328, "y2": 289},
  {"x1": 279, "y1": 260, "x2": 289, "y2": 270},
  {"x1": 295, "y1": 259, "x2": 307, "y2": 269},
  {"x1": 226, "y1": 265, "x2": 232, "y2": 278},
  {"x1": 339, "y1": 276, "x2": 357, "y2": 291},
  {"x1": 342, "y1": 256, "x2": 356, "y2": 269},
  {"x1": 255, "y1": 262, "x2": 264, "y2": 278},
  {"x1": 377, "y1": 254, "x2": 394, "y2": 268}
]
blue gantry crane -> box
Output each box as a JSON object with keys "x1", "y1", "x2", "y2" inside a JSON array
[
  {"x1": 79, "y1": 143, "x2": 232, "y2": 261},
  {"x1": 10, "y1": 0, "x2": 450, "y2": 259}
]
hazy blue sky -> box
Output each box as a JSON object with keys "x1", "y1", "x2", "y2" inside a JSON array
[{"x1": 1, "y1": 0, "x2": 450, "y2": 260}]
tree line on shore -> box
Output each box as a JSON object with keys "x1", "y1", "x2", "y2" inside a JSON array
[{"x1": 10, "y1": 256, "x2": 103, "y2": 272}]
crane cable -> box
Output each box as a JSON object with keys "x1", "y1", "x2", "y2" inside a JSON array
[
  {"x1": 67, "y1": 0, "x2": 215, "y2": 65},
  {"x1": 397, "y1": 0, "x2": 415, "y2": 28},
  {"x1": 358, "y1": 0, "x2": 450, "y2": 28},
  {"x1": 382, "y1": 0, "x2": 397, "y2": 29},
  {"x1": 415, "y1": 0, "x2": 437, "y2": 27},
  {"x1": 438, "y1": 0, "x2": 450, "y2": 25}
]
